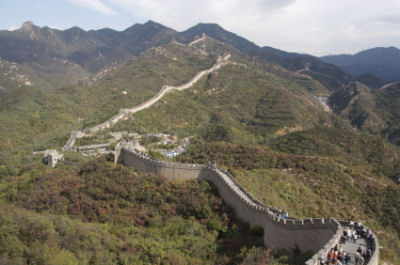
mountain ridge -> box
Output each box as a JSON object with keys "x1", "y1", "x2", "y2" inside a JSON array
[
  {"x1": 321, "y1": 46, "x2": 400, "y2": 81},
  {"x1": 0, "y1": 21, "x2": 359, "y2": 90}
]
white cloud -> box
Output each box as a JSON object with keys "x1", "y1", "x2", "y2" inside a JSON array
[
  {"x1": 8, "y1": 26, "x2": 18, "y2": 31},
  {"x1": 69, "y1": 0, "x2": 117, "y2": 15},
  {"x1": 105, "y1": 0, "x2": 399, "y2": 55}
]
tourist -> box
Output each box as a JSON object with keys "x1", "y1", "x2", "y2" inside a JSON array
[
  {"x1": 346, "y1": 227, "x2": 352, "y2": 242},
  {"x1": 354, "y1": 252, "x2": 361, "y2": 265},
  {"x1": 355, "y1": 251, "x2": 362, "y2": 265},
  {"x1": 281, "y1": 210, "x2": 288, "y2": 219},
  {"x1": 337, "y1": 251, "x2": 343, "y2": 262},
  {"x1": 318, "y1": 255, "x2": 325, "y2": 265},
  {"x1": 339, "y1": 245, "x2": 343, "y2": 255},
  {"x1": 344, "y1": 253, "x2": 351, "y2": 265},
  {"x1": 342, "y1": 230, "x2": 347, "y2": 244},
  {"x1": 334, "y1": 244, "x2": 338, "y2": 251},
  {"x1": 366, "y1": 248, "x2": 372, "y2": 260},
  {"x1": 327, "y1": 249, "x2": 334, "y2": 264},
  {"x1": 353, "y1": 230, "x2": 358, "y2": 243},
  {"x1": 333, "y1": 249, "x2": 338, "y2": 264},
  {"x1": 361, "y1": 227, "x2": 367, "y2": 237},
  {"x1": 357, "y1": 245, "x2": 363, "y2": 255}
]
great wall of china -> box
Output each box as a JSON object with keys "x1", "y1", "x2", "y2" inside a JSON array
[
  {"x1": 62, "y1": 35, "x2": 379, "y2": 264},
  {"x1": 62, "y1": 52, "x2": 231, "y2": 152},
  {"x1": 115, "y1": 143, "x2": 379, "y2": 265}
]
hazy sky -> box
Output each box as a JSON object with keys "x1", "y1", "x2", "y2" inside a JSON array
[{"x1": 1, "y1": 0, "x2": 399, "y2": 56}]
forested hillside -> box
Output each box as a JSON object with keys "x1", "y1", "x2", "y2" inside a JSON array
[
  {"x1": 0, "y1": 158, "x2": 282, "y2": 265},
  {"x1": 0, "y1": 21, "x2": 399, "y2": 265}
]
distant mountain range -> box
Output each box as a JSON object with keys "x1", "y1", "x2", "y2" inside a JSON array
[
  {"x1": 321, "y1": 46, "x2": 400, "y2": 82},
  {"x1": 0, "y1": 21, "x2": 354, "y2": 90},
  {"x1": 2, "y1": 21, "x2": 398, "y2": 91},
  {"x1": 1, "y1": 20, "x2": 399, "y2": 148}
]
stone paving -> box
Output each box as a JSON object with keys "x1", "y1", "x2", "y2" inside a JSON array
[{"x1": 342, "y1": 235, "x2": 368, "y2": 265}]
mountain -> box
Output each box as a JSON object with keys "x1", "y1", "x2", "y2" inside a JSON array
[
  {"x1": 321, "y1": 46, "x2": 400, "y2": 82},
  {"x1": 356, "y1": 73, "x2": 387, "y2": 89},
  {"x1": 1, "y1": 20, "x2": 400, "y2": 264},
  {"x1": 0, "y1": 22, "x2": 91, "y2": 87},
  {"x1": 0, "y1": 58, "x2": 40, "y2": 90},
  {"x1": 0, "y1": 21, "x2": 355, "y2": 91},
  {"x1": 329, "y1": 82, "x2": 385, "y2": 131},
  {"x1": 329, "y1": 81, "x2": 400, "y2": 146},
  {"x1": 183, "y1": 23, "x2": 353, "y2": 90},
  {"x1": 0, "y1": 21, "x2": 182, "y2": 87},
  {"x1": 8, "y1": 21, "x2": 400, "y2": 92},
  {"x1": 0, "y1": 39, "x2": 219, "y2": 166},
  {"x1": 110, "y1": 37, "x2": 400, "y2": 262}
]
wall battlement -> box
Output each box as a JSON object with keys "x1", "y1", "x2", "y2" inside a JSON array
[{"x1": 115, "y1": 142, "x2": 379, "y2": 264}]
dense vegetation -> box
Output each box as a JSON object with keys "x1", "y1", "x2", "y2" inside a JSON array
[
  {"x1": 111, "y1": 56, "x2": 331, "y2": 142},
  {"x1": 329, "y1": 81, "x2": 400, "y2": 146},
  {"x1": 0, "y1": 41, "x2": 217, "y2": 174},
  {"x1": 177, "y1": 137, "x2": 400, "y2": 264},
  {"x1": 1, "y1": 22, "x2": 400, "y2": 265},
  {"x1": 106, "y1": 47, "x2": 400, "y2": 263},
  {"x1": 0, "y1": 158, "x2": 279, "y2": 265}
]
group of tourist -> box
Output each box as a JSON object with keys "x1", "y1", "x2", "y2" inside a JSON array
[
  {"x1": 324, "y1": 245, "x2": 351, "y2": 265},
  {"x1": 319, "y1": 222, "x2": 375, "y2": 265}
]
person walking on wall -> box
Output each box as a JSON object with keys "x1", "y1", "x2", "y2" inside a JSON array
[
  {"x1": 353, "y1": 230, "x2": 358, "y2": 243},
  {"x1": 355, "y1": 251, "x2": 360, "y2": 265},
  {"x1": 280, "y1": 210, "x2": 288, "y2": 219},
  {"x1": 344, "y1": 253, "x2": 351, "y2": 265},
  {"x1": 355, "y1": 251, "x2": 363, "y2": 265},
  {"x1": 327, "y1": 249, "x2": 333, "y2": 264},
  {"x1": 318, "y1": 255, "x2": 325, "y2": 265}
]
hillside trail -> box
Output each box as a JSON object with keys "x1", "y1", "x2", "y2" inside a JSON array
[{"x1": 62, "y1": 51, "x2": 231, "y2": 151}]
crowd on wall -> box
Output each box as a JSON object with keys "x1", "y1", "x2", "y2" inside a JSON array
[{"x1": 319, "y1": 222, "x2": 375, "y2": 265}]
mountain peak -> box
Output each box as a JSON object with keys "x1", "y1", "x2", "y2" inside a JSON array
[
  {"x1": 21, "y1": 21, "x2": 37, "y2": 31},
  {"x1": 144, "y1": 20, "x2": 158, "y2": 25},
  {"x1": 65, "y1": 26, "x2": 85, "y2": 34},
  {"x1": 142, "y1": 20, "x2": 167, "y2": 29},
  {"x1": 191, "y1": 23, "x2": 224, "y2": 31}
]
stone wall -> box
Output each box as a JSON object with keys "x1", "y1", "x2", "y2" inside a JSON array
[
  {"x1": 115, "y1": 142, "x2": 379, "y2": 264},
  {"x1": 86, "y1": 54, "x2": 231, "y2": 136},
  {"x1": 115, "y1": 143, "x2": 204, "y2": 180},
  {"x1": 199, "y1": 166, "x2": 340, "y2": 253},
  {"x1": 63, "y1": 53, "x2": 231, "y2": 150}
]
